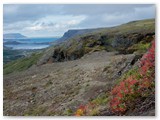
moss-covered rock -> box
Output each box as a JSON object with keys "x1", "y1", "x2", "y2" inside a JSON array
[{"x1": 37, "y1": 19, "x2": 155, "y2": 65}]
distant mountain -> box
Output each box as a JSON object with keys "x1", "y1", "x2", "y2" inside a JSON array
[
  {"x1": 4, "y1": 41, "x2": 21, "y2": 45},
  {"x1": 3, "y1": 45, "x2": 12, "y2": 50},
  {"x1": 55, "y1": 29, "x2": 98, "y2": 44},
  {"x1": 3, "y1": 33, "x2": 27, "y2": 39}
]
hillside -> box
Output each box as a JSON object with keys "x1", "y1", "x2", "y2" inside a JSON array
[
  {"x1": 3, "y1": 19, "x2": 155, "y2": 116},
  {"x1": 37, "y1": 19, "x2": 155, "y2": 65}
]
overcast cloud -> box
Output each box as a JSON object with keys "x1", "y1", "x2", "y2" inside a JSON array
[{"x1": 3, "y1": 4, "x2": 155, "y2": 37}]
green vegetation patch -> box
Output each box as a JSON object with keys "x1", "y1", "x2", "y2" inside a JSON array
[
  {"x1": 3, "y1": 49, "x2": 25, "y2": 64},
  {"x1": 115, "y1": 67, "x2": 141, "y2": 85},
  {"x1": 91, "y1": 93, "x2": 109, "y2": 105},
  {"x1": 4, "y1": 52, "x2": 43, "y2": 75},
  {"x1": 127, "y1": 42, "x2": 151, "y2": 54},
  {"x1": 64, "y1": 109, "x2": 73, "y2": 116}
]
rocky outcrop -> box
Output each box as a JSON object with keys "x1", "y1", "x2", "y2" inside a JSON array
[
  {"x1": 112, "y1": 33, "x2": 144, "y2": 48},
  {"x1": 37, "y1": 33, "x2": 154, "y2": 65},
  {"x1": 36, "y1": 19, "x2": 155, "y2": 65},
  {"x1": 112, "y1": 32, "x2": 155, "y2": 54}
]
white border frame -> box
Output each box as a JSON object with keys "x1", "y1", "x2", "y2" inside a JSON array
[{"x1": 0, "y1": 0, "x2": 159, "y2": 120}]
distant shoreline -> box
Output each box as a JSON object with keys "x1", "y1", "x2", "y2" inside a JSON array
[{"x1": 3, "y1": 37, "x2": 60, "y2": 50}]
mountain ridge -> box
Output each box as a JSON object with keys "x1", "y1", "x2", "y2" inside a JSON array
[
  {"x1": 55, "y1": 18, "x2": 155, "y2": 44},
  {"x1": 3, "y1": 33, "x2": 27, "y2": 39}
]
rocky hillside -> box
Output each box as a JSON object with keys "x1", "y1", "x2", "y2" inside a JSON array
[
  {"x1": 4, "y1": 51, "x2": 142, "y2": 116},
  {"x1": 37, "y1": 19, "x2": 155, "y2": 65},
  {"x1": 3, "y1": 19, "x2": 155, "y2": 116}
]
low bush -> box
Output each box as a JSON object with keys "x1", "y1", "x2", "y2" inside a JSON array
[{"x1": 110, "y1": 40, "x2": 155, "y2": 114}]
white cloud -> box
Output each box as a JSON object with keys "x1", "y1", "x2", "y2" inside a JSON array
[
  {"x1": 134, "y1": 5, "x2": 155, "y2": 18},
  {"x1": 99, "y1": 5, "x2": 155, "y2": 27},
  {"x1": 4, "y1": 15, "x2": 87, "y2": 37},
  {"x1": 26, "y1": 25, "x2": 43, "y2": 31},
  {"x1": 103, "y1": 13, "x2": 127, "y2": 22},
  {"x1": 3, "y1": 4, "x2": 155, "y2": 37},
  {"x1": 25, "y1": 15, "x2": 87, "y2": 32}
]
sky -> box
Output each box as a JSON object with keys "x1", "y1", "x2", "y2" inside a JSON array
[{"x1": 3, "y1": 4, "x2": 155, "y2": 37}]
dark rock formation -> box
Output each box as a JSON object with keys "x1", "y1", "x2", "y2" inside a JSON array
[
  {"x1": 112, "y1": 33, "x2": 144, "y2": 48},
  {"x1": 37, "y1": 32, "x2": 154, "y2": 65}
]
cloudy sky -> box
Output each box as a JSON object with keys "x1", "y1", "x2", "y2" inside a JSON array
[{"x1": 3, "y1": 4, "x2": 155, "y2": 37}]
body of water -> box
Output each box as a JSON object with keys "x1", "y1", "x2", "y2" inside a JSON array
[
  {"x1": 5, "y1": 44, "x2": 50, "y2": 50},
  {"x1": 4, "y1": 37, "x2": 59, "y2": 50}
]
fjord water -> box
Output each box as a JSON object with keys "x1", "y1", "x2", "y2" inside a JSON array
[{"x1": 4, "y1": 37, "x2": 59, "y2": 50}]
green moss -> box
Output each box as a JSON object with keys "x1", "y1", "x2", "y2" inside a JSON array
[
  {"x1": 115, "y1": 67, "x2": 142, "y2": 85},
  {"x1": 4, "y1": 52, "x2": 42, "y2": 75},
  {"x1": 89, "y1": 108, "x2": 100, "y2": 116},
  {"x1": 128, "y1": 42, "x2": 151, "y2": 54},
  {"x1": 64, "y1": 109, "x2": 73, "y2": 116},
  {"x1": 91, "y1": 94, "x2": 108, "y2": 105},
  {"x1": 136, "y1": 43, "x2": 150, "y2": 52}
]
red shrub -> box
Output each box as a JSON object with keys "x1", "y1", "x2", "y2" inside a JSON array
[
  {"x1": 110, "y1": 40, "x2": 155, "y2": 114},
  {"x1": 75, "y1": 102, "x2": 96, "y2": 116},
  {"x1": 75, "y1": 40, "x2": 155, "y2": 115},
  {"x1": 75, "y1": 105, "x2": 86, "y2": 116},
  {"x1": 140, "y1": 40, "x2": 155, "y2": 75}
]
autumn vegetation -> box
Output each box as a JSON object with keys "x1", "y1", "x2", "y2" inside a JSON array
[{"x1": 75, "y1": 40, "x2": 155, "y2": 116}]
